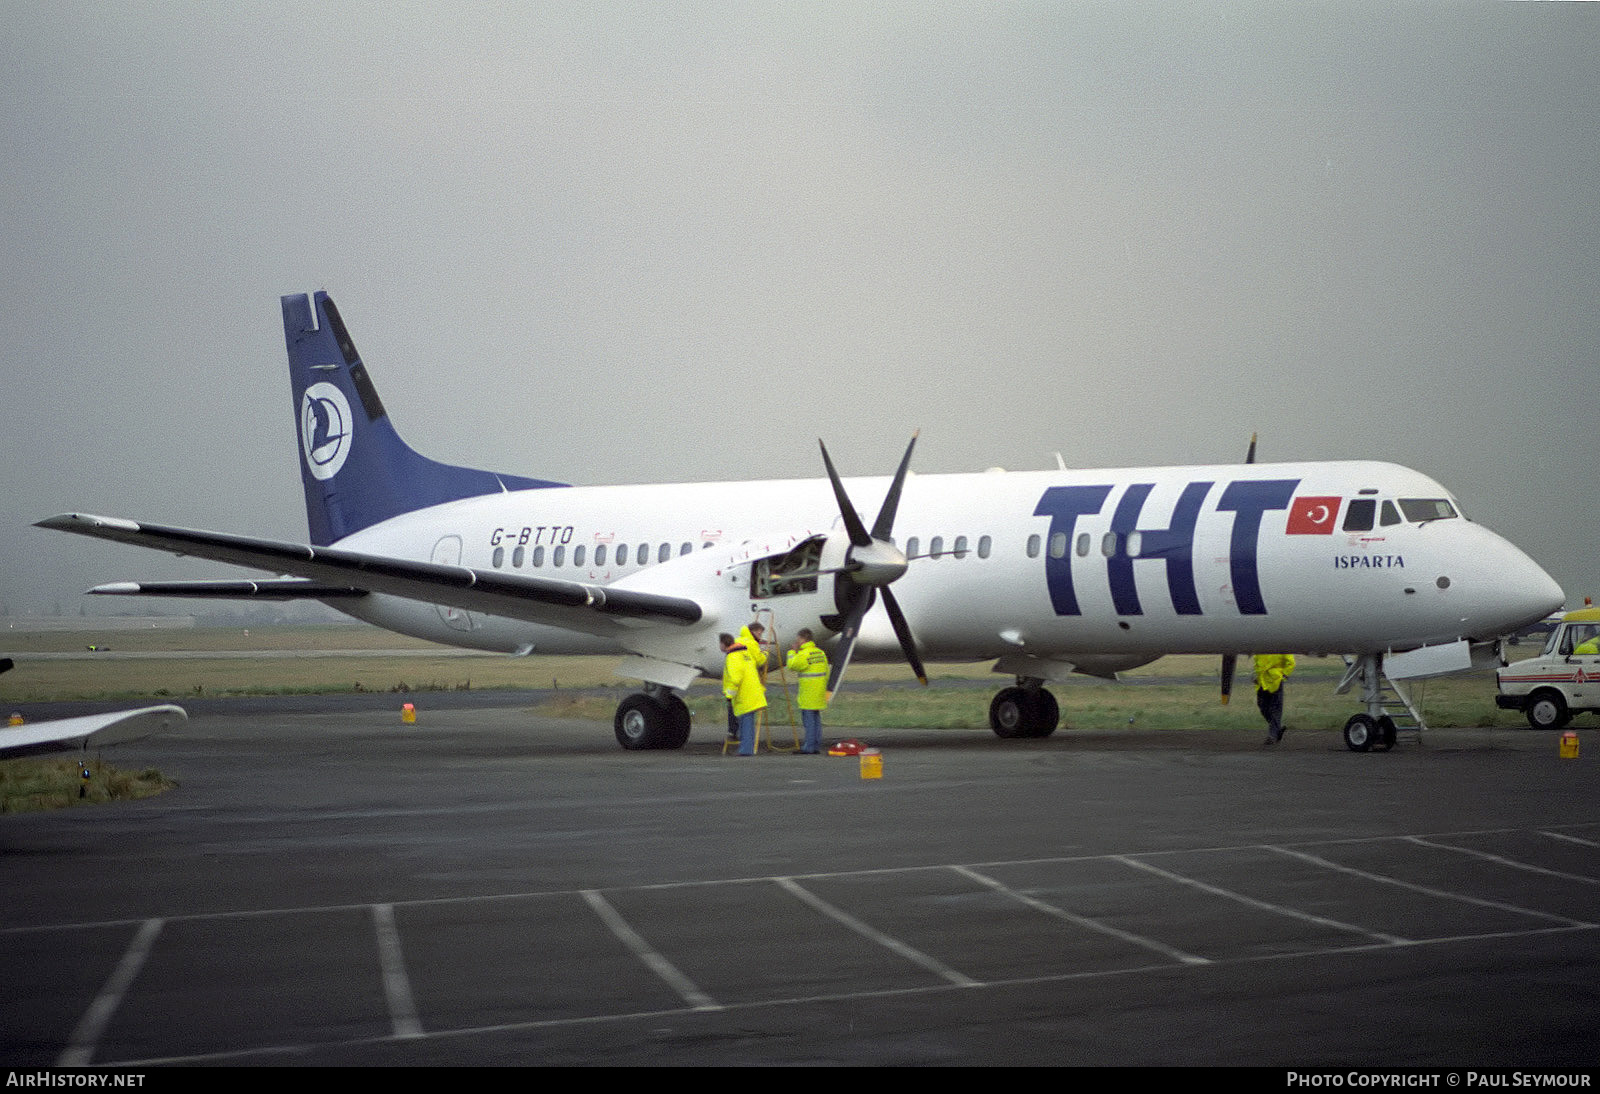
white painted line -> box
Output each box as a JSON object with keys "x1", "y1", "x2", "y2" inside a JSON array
[
  {"x1": 775, "y1": 876, "x2": 981, "y2": 988},
  {"x1": 950, "y1": 864, "x2": 1211, "y2": 966},
  {"x1": 59, "y1": 917, "x2": 164, "y2": 1067},
  {"x1": 1115, "y1": 856, "x2": 1409, "y2": 946},
  {"x1": 1540, "y1": 830, "x2": 1600, "y2": 850},
  {"x1": 1266, "y1": 846, "x2": 1593, "y2": 928},
  {"x1": 372, "y1": 903, "x2": 423, "y2": 1038},
  {"x1": 580, "y1": 889, "x2": 721, "y2": 1011},
  {"x1": 1406, "y1": 836, "x2": 1600, "y2": 886}
]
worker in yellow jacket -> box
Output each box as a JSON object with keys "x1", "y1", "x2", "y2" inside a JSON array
[
  {"x1": 721, "y1": 632, "x2": 767, "y2": 755},
  {"x1": 786, "y1": 628, "x2": 830, "y2": 754},
  {"x1": 1254, "y1": 653, "x2": 1296, "y2": 745}
]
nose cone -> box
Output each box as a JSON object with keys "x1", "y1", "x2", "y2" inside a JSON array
[{"x1": 1460, "y1": 525, "x2": 1565, "y2": 638}]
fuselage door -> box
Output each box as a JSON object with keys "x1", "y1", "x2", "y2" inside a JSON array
[{"x1": 430, "y1": 535, "x2": 476, "y2": 632}]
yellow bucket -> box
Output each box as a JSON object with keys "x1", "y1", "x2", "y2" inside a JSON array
[
  {"x1": 401, "y1": 703, "x2": 416, "y2": 724},
  {"x1": 859, "y1": 749, "x2": 882, "y2": 780},
  {"x1": 1560, "y1": 730, "x2": 1579, "y2": 759}
]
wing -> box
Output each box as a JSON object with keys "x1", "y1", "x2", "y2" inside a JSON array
[
  {"x1": 0, "y1": 704, "x2": 187, "y2": 759},
  {"x1": 37, "y1": 514, "x2": 704, "y2": 637}
]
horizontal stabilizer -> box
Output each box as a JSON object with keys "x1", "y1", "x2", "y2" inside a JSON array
[
  {"x1": 89, "y1": 580, "x2": 368, "y2": 600},
  {"x1": 0, "y1": 704, "x2": 187, "y2": 759}
]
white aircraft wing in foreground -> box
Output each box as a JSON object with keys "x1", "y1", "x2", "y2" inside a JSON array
[{"x1": 0, "y1": 705, "x2": 187, "y2": 760}]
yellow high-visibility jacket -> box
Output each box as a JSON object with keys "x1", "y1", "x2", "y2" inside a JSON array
[
  {"x1": 786, "y1": 641, "x2": 830, "y2": 710},
  {"x1": 1253, "y1": 653, "x2": 1296, "y2": 694},
  {"x1": 738, "y1": 626, "x2": 769, "y2": 677},
  {"x1": 723, "y1": 644, "x2": 768, "y2": 716}
]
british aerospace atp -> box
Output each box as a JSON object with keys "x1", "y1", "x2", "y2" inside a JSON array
[{"x1": 39, "y1": 293, "x2": 1564, "y2": 751}]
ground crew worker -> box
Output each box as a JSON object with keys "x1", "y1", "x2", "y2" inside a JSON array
[
  {"x1": 726, "y1": 622, "x2": 771, "y2": 740},
  {"x1": 721, "y1": 632, "x2": 767, "y2": 755},
  {"x1": 1254, "y1": 653, "x2": 1295, "y2": 745},
  {"x1": 786, "y1": 628, "x2": 830, "y2": 754},
  {"x1": 740, "y1": 623, "x2": 770, "y2": 678},
  {"x1": 1573, "y1": 628, "x2": 1599, "y2": 656}
]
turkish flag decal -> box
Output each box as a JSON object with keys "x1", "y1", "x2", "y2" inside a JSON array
[{"x1": 1286, "y1": 496, "x2": 1341, "y2": 535}]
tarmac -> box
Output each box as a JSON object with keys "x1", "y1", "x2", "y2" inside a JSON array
[{"x1": 2, "y1": 693, "x2": 1598, "y2": 1067}]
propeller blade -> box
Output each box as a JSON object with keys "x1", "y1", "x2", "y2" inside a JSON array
[
  {"x1": 824, "y1": 589, "x2": 875, "y2": 700},
  {"x1": 1220, "y1": 652, "x2": 1236, "y2": 705},
  {"x1": 880, "y1": 587, "x2": 928, "y2": 686},
  {"x1": 870, "y1": 431, "x2": 919, "y2": 540},
  {"x1": 1245, "y1": 433, "x2": 1257, "y2": 464},
  {"x1": 818, "y1": 440, "x2": 873, "y2": 548}
]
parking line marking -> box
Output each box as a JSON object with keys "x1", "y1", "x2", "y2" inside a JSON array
[
  {"x1": 58, "y1": 917, "x2": 164, "y2": 1067},
  {"x1": 372, "y1": 903, "x2": 423, "y2": 1038},
  {"x1": 1116, "y1": 856, "x2": 1408, "y2": 945},
  {"x1": 775, "y1": 876, "x2": 981, "y2": 988},
  {"x1": 1266, "y1": 846, "x2": 1593, "y2": 928},
  {"x1": 1540, "y1": 830, "x2": 1600, "y2": 850},
  {"x1": 580, "y1": 889, "x2": 721, "y2": 1011},
  {"x1": 1405, "y1": 836, "x2": 1600, "y2": 886},
  {"x1": 950, "y1": 864, "x2": 1211, "y2": 965}
]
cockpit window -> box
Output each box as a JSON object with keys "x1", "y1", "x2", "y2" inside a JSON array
[
  {"x1": 1342, "y1": 498, "x2": 1375, "y2": 532},
  {"x1": 1380, "y1": 500, "x2": 1401, "y2": 527},
  {"x1": 1398, "y1": 498, "x2": 1457, "y2": 523}
]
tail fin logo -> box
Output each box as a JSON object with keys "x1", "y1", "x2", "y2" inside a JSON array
[{"x1": 300, "y1": 382, "x2": 352, "y2": 481}]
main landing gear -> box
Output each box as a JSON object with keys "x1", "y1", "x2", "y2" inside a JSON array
[
  {"x1": 989, "y1": 679, "x2": 1060, "y2": 739},
  {"x1": 613, "y1": 686, "x2": 692, "y2": 750}
]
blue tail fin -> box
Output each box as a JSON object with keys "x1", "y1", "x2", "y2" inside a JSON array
[{"x1": 283, "y1": 292, "x2": 566, "y2": 546}]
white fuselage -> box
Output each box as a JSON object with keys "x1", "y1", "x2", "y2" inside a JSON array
[{"x1": 327, "y1": 459, "x2": 1563, "y2": 679}]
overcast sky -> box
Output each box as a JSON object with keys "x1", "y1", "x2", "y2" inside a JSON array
[{"x1": 3, "y1": 2, "x2": 1596, "y2": 619}]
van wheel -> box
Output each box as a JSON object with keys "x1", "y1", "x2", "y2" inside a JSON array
[{"x1": 1526, "y1": 691, "x2": 1571, "y2": 731}]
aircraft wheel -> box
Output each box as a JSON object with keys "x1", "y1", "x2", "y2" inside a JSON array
[
  {"x1": 1343, "y1": 713, "x2": 1376, "y2": 753},
  {"x1": 1526, "y1": 690, "x2": 1571, "y2": 731},
  {"x1": 989, "y1": 687, "x2": 1030, "y2": 739},
  {"x1": 1029, "y1": 689, "x2": 1060, "y2": 738},
  {"x1": 663, "y1": 694, "x2": 692, "y2": 749},
  {"x1": 1373, "y1": 715, "x2": 1397, "y2": 752},
  {"x1": 615, "y1": 693, "x2": 676, "y2": 750}
]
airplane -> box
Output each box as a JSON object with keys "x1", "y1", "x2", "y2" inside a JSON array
[{"x1": 37, "y1": 292, "x2": 1564, "y2": 752}]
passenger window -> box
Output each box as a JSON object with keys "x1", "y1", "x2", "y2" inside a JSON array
[
  {"x1": 616, "y1": 544, "x2": 628, "y2": 566},
  {"x1": 1101, "y1": 532, "x2": 1117, "y2": 557},
  {"x1": 512, "y1": 546, "x2": 525, "y2": 568},
  {"x1": 930, "y1": 536, "x2": 945, "y2": 558},
  {"x1": 658, "y1": 543, "x2": 671, "y2": 564},
  {"x1": 573, "y1": 545, "x2": 586, "y2": 567},
  {"x1": 1125, "y1": 531, "x2": 1143, "y2": 558},
  {"x1": 907, "y1": 536, "x2": 921, "y2": 558},
  {"x1": 977, "y1": 535, "x2": 991, "y2": 559},
  {"x1": 1026, "y1": 534, "x2": 1039, "y2": 559},
  {"x1": 1076, "y1": 532, "x2": 1090, "y2": 557},
  {"x1": 594, "y1": 544, "x2": 607, "y2": 566},
  {"x1": 1380, "y1": 501, "x2": 1401, "y2": 527},
  {"x1": 1343, "y1": 499, "x2": 1375, "y2": 532},
  {"x1": 552, "y1": 545, "x2": 565, "y2": 567},
  {"x1": 680, "y1": 542, "x2": 692, "y2": 556},
  {"x1": 1049, "y1": 532, "x2": 1067, "y2": 559},
  {"x1": 492, "y1": 546, "x2": 504, "y2": 568},
  {"x1": 953, "y1": 535, "x2": 968, "y2": 559},
  {"x1": 532, "y1": 546, "x2": 545, "y2": 567}
]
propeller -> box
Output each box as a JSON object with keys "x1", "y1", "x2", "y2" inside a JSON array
[
  {"x1": 818, "y1": 432, "x2": 928, "y2": 700},
  {"x1": 1220, "y1": 432, "x2": 1258, "y2": 704}
]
